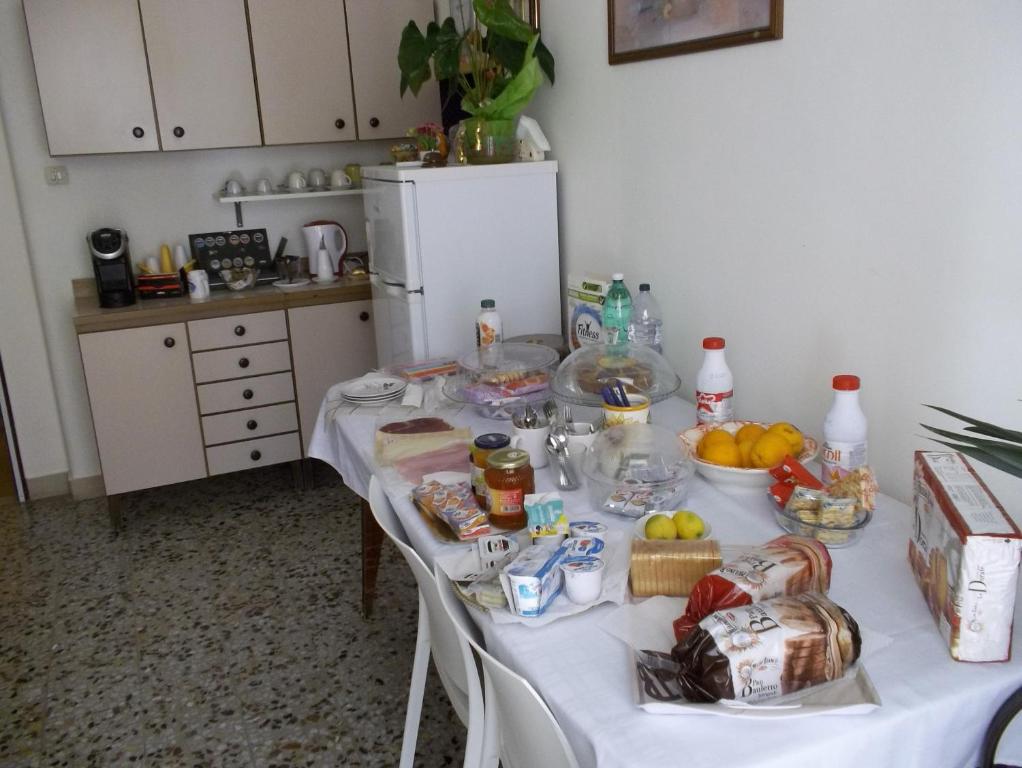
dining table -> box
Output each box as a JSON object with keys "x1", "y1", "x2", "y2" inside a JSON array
[{"x1": 309, "y1": 386, "x2": 1022, "y2": 768}]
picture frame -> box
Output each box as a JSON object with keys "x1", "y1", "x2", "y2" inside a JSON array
[{"x1": 608, "y1": 0, "x2": 783, "y2": 65}]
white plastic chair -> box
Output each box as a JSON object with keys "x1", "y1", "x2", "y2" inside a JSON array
[
  {"x1": 434, "y1": 564, "x2": 581, "y2": 768},
  {"x1": 367, "y1": 476, "x2": 485, "y2": 768}
]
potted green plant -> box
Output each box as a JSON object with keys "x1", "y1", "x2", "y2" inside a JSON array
[
  {"x1": 398, "y1": 0, "x2": 555, "y2": 164},
  {"x1": 922, "y1": 405, "x2": 1022, "y2": 478}
]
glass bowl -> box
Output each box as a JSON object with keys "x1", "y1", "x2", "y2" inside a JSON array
[
  {"x1": 773, "y1": 503, "x2": 871, "y2": 548},
  {"x1": 220, "y1": 267, "x2": 258, "y2": 291},
  {"x1": 552, "y1": 343, "x2": 681, "y2": 407},
  {"x1": 442, "y1": 342, "x2": 559, "y2": 420},
  {"x1": 581, "y1": 423, "x2": 695, "y2": 518}
]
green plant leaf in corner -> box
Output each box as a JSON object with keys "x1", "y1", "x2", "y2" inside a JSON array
[
  {"x1": 398, "y1": 21, "x2": 434, "y2": 96},
  {"x1": 925, "y1": 438, "x2": 1022, "y2": 480},
  {"x1": 473, "y1": 0, "x2": 535, "y2": 43},
  {"x1": 923, "y1": 404, "x2": 1022, "y2": 444},
  {"x1": 429, "y1": 18, "x2": 462, "y2": 82}
]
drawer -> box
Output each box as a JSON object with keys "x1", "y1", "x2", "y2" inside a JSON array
[
  {"x1": 188, "y1": 310, "x2": 287, "y2": 351},
  {"x1": 196, "y1": 371, "x2": 295, "y2": 414},
  {"x1": 192, "y1": 341, "x2": 292, "y2": 383},
  {"x1": 206, "y1": 432, "x2": 301, "y2": 476},
  {"x1": 201, "y1": 402, "x2": 299, "y2": 446}
]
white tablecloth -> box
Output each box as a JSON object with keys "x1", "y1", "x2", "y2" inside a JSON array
[{"x1": 310, "y1": 395, "x2": 1022, "y2": 768}]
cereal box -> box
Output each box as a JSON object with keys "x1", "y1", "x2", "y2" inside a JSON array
[
  {"x1": 909, "y1": 451, "x2": 1022, "y2": 662},
  {"x1": 566, "y1": 274, "x2": 609, "y2": 349}
]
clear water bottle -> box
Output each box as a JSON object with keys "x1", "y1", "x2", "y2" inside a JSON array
[
  {"x1": 627, "y1": 282, "x2": 663, "y2": 353},
  {"x1": 602, "y1": 273, "x2": 632, "y2": 346}
]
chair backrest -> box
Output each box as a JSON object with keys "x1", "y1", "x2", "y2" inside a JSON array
[
  {"x1": 434, "y1": 565, "x2": 581, "y2": 768},
  {"x1": 367, "y1": 476, "x2": 481, "y2": 726}
]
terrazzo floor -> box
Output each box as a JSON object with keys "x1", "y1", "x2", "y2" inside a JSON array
[{"x1": 0, "y1": 462, "x2": 465, "y2": 767}]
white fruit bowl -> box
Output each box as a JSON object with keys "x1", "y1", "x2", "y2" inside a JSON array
[{"x1": 678, "y1": 420, "x2": 818, "y2": 491}]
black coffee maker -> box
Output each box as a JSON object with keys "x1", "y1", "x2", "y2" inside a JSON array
[{"x1": 87, "y1": 228, "x2": 136, "y2": 307}]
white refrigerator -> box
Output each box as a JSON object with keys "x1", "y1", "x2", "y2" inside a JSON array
[{"x1": 362, "y1": 161, "x2": 561, "y2": 366}]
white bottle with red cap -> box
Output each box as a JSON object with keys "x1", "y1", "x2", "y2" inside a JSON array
[
  {"x1": 821, "y1": 374, "x2": 868, "y2": 483},
  {"x1": 695, "y1": 337, "x2": 734, "y2": 424}
]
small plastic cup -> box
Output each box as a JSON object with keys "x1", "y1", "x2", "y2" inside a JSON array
[{"x1": 561, "y1": 557, "x2": 605, "y2": 605}]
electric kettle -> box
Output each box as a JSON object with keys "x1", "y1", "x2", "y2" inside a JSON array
[{"x1": 302, "y1": 221, "x2": 347, "y2": 278}]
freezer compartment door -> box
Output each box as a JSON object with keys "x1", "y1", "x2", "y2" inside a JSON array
[
  {"x1": 364, "y1": 178, "x2": 422, "y2": 289},
  {"x1": 370, "y1": 274, "x2": 428, "y2": 367}
]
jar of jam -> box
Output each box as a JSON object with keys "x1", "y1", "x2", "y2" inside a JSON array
[
  {"x1": 471, "y1": 433, "x2": 510, "y2": 509},
  {"x1": 484, "y1": 448, "x2": 534, "y2": 530}
]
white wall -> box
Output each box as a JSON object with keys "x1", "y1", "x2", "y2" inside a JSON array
[
  {"x1": 0, "y1": 0, "x2": 393, "y2": 488},
  {"x1": 531, "y1": 0, "x2": 1022, "y2": 511}
]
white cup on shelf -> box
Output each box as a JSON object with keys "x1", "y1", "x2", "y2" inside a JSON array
[
  {"x1": 286, "y1": 171, "x2": 307, "y2": 192},
  {"x1": 253, "y1": 178, "x2": 273, "y2": 195},
  {"x1": 308, "y1": 168, "x2": 327, "y2": 188},
  {"x1": 223, "y1": 179, "x2": 243, "y2": 197}
]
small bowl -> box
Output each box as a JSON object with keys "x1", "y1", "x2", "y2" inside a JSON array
[
  {"x1": 773, "y1": 504, "x2": 871, "y2": 548},
  {"x1": 219, "y1": 267, "x2": 258, "y2": 291},
  {"x1": 678, "y1": 420, "x2": 818, "y2": 491}
]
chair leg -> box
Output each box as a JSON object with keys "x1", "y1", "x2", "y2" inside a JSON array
[
  {"x1": 400, "y1": 591, "x2": 431, "y2": 768},
  {"x1": 361, "y1": 497, "x2": 384, "y2": 618},
  {"x1": 479, "y1": 667, "x2": 501, "y2": 768}
]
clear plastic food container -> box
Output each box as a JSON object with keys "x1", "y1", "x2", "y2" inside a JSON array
[
  {"x1": 773, "y1": 504, "x2": 872, "y2": 548},
  {"x1": 581, "y1": 423, "x2": 695, "y2": 518},
  {"x1": 552, "y1": 343, "x2": 681, "y2": 407},
  {"x1": 443, "y1": 343, "x2": 560, "y2": 420}
]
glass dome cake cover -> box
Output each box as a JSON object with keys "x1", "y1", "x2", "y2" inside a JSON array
[{"x1": 552, "y1": 343, "x2": 681, "y2": 406}]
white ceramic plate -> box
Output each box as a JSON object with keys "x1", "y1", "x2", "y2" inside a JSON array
[
  {"x1": 272, "y1": 279, "x2": 311, "y2": 290},
  {"x1": 337, "y1": 376, "x2": 407, "y2": 400},
  {"x1": 679, "y1": 421, "x2": 818, "y2": 490},
  {"x1": 632, "y1": 511, "x2": 712, "y2": 541}
]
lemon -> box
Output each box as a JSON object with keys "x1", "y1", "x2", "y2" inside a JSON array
[
  {"x1": 697, "y1": 428, "x2": 735, "y2": 458},
  {"x1": 700, "y1": 440, "x2": 742, "y2": 467},
  {"x1": 672, "y1": 510, "x2": 705, "y2": 540},
  {"x1": 767, "y1": 422, "x2": 804, "y2": 455},
  {"x1": 737, "y1": 439, "x2": 756, "y2": 468},
  {"x1": 645, "y1": 514, "x2": 678, "y2": 540},
  {"x1": 735, "y1": 423, "x2": 767, "y2": 444},
  {"x1": 750, "y1": 432, "x2": 791, "y2": 469}
]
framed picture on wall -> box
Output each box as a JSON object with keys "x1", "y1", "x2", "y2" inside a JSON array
[{"x1": 608, "y1": 0, "x2": 783, "y2": 65}]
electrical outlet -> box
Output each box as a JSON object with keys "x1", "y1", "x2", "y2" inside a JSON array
[{"x1": 44, "y1": 165, "x2": 69, "y2": 185}]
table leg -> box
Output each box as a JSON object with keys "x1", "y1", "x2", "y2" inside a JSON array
[{"x1": 362, "y1": 497, "x2": 384, "y2": 618}]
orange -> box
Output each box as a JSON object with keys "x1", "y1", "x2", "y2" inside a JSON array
[
  {"x1": 767, "y1": 422, "x2": 804, "y2": 455},
  {"x1": 697, "y1": 429, "x2": 735, "y2": 458},
  {"x1": 701, "y1": 440, "x2": 742, "y2": 468},
  {"x1": 737, "y1": 439, "x2": 756, "y2": 468},
  {"x1": 735, "y1": 423, "x2": 767, "y2": 445},
  {"x1": 750, "y1": 432, "x2": 791, "y2": 469}
]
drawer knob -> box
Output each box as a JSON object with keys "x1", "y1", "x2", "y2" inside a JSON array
[
  {"x1": 250, "y1": 450, "x2": 262, "y2": 461},
  {"x1": 359, "y1": 311, "x2": 370, "y2": 322},
  {"x1": 369, "y1": 117, "x2": 380, "y2": 128},
  {"x1": 133, "y1": 126, "x2": 145, "y2": 138},
  {"x1": 246, "y1": 419, "x2": 258, "y2": 430},
  {"x1": 335, "y1": 118, "x2": 346, "y2": 129},
  {"x1": 239, "y1": 357, "x2": 250, "y2": 368},
  {"x1": 163, "y1": 337, "x2": 175, "y2": 348},
  {"x1": 173, "y1": 126, "x2": 185, "y2": 138},
  {"x1": 234, "y1": 325, "x2": 246, "y2": 337},
  {"x1": 243, "y1": 389, "x2": 254, "y2": 400}
]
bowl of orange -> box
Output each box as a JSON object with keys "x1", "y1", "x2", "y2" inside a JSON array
[{"x1": 678, "y1": 420, "x2": 818, "y2": 490}]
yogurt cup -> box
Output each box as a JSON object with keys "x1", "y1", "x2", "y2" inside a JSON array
[
  {"x1": 561, "y1": 557, "x2": 605, "y2": 605},
  {"x1": 569, "y1": 521, "x2": 607, "y2": 543}
]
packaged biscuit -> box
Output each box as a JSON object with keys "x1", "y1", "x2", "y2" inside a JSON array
[{"x1": 910, "y1": 451, "x2": 1022, "y2": 662}]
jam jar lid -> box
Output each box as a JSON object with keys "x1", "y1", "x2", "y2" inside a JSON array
[
  {"x1": 474, "y1": 433, "x2": 511, "y2": 450},
  {"x1": 487, "y1": 448, "x2": 531, "y2": 470}
]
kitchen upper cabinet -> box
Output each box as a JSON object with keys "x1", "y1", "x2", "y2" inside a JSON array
[
  {"x1": 23, "y1": 0, "x2": 159, "y2": 155},
  {"x1": 138, "y1": 0, "x2": 261, "y2": 151},
  {"x1": 248, "y1": 0, "x2": 357, "y2": 145},
  {"x1": 346, "y1": 0, "x2": 441, "y2": 140},
  {"x1": 78, "y1": 323, "x2": 206, "y2": 496}
]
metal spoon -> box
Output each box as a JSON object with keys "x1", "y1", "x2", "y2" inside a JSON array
[{"x1": 545, "y1": 432, "x2": 579, "y2": 491}]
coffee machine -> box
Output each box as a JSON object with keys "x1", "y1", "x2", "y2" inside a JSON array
[{"x1": 87, "y1": 228, "x2": 136, "y2": 307}]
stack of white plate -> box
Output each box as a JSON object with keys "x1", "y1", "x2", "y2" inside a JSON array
[{"x1": 338, "y1": 375, "x2": 407, "y2": 406}]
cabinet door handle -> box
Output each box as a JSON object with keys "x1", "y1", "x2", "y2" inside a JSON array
[
  {"x1": 250, "y1": 450, "x2": 261, "y2": 461},
  {"x1": 163, "y1": 337, "x2": 175, "y2": 348},
  {"x1": 246, "y1": 419, "x2": 258, "y2": 430},
  {"x1": 238, "y1": 357, "x2": 250, "y2": 369},
  {"x1": 234, "y1": 325, "x2": 246, "y2": 336},
  {"x1": 369, "y1": 117, "x2": 380, "y2": 128},
  {"x1": 243, "y1": 389, "x2": 254, "y2": 400},
  {"x1": 359, "y1": 311, "x2": 370, "y2": 322},
  {"x1": 133, "y1": 126, "x2": 145, "y2": 138},
  {"x1": 335, "y1": 118, "x2": 346, "y2": 129},
  {"x1": 173, "y1": 126, "x2": 185, "y2": 138}
]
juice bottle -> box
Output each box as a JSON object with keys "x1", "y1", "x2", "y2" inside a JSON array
[
  {"x1": 821, "y1": 374, "x2": 868, "y2": 483},
  {"x1": 695, "y1": 337, "x2": 734, "y2": 424},
  {"x1": 476, "y1": 299, "x2": 502, "y2": 347}
]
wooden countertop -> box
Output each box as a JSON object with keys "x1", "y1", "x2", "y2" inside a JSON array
[{"x1": 73, "y1": 275, "x2": 371, "y2": 334}]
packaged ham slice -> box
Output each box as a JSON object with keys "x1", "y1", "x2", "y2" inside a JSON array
[
  {"x1": 671, "y1": 592, "x2": 861, "y2": 703},
  {"x1": 672, "y1": 535, "x2": 831, "y2": 643}
]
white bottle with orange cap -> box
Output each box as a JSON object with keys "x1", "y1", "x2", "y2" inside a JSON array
[
  {"x1": 821, "y1": 374, "x2": 868, "y2": 483},
  {"x1": 695, "y1": 336, "x2": 733, "y2": 424}
]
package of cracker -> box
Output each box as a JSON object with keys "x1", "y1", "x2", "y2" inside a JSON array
[{"x1": 672, "y1": 535, "x2": 831, "y2": 642}]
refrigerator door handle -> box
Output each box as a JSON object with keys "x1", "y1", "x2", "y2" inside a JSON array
[{"x1": 370, "y1": 273, "x2": 411, "y2": 298}]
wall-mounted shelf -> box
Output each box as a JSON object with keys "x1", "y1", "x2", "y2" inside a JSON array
[{"x1": 215, "y1": 187, "x2": 364, "y2": 227}]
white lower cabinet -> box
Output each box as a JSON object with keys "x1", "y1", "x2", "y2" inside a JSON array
[{"x1": 78, "y1": 323, "x2": 206, "y2": 495}]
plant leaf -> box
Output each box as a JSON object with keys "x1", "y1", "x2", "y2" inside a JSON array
[
  {"x1": 535, "y1": 37, "x2": 555, "y2": 84},
  {"x1": 467, "y1": 35, "x2": 541, "y2": 120},
  {"x1": 923, "y1": 404, "x2": 1022, "y2": 444},
  {"x1": 473, "y1": 0, "x2": 534, "y2": 43},
  {"x1": 398, "y1": 21, "x2": 434, "y2": 96},
  {"x1": 925, "y1": 438, "x2": 1022, "y2": 480},
  {"x1": 488, "y1": 34, "x2": 526, "y2": 74},
  {"x1": 921, "y1": 424, "x2": 1022, "y2": 457},
  {"x1": 430, "y1": 18, "x2": 463, "y2": 81}
]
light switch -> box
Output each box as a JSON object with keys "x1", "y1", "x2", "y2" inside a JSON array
[{"x1": 44, "y1": 165, "x2": 69, "y2": 185}]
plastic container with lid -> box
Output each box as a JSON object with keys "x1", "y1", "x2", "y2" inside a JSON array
[
  {"x1": 551, "y1": 343, "x2": 681, "y2": 408},
  {"x1": 485, "y1": 447, "x2": 535, "y2": 530},
  {"x1": 581, "y1": 423, "x2": 695, "y2": 518},
  {"x1": 696, "y1": 336, "x2": 734, "y2": 425},
  {"x1": 476, "y1": 299, "x2": 503, "y2": 347},
  {"x1": 443, "y1": 342, "x2": 559, "y2": 420},
  {"x1": 471, "y1": 433, "x2": 511, "y2": 509},
  {"x1": 821, "y1": 374, "x2": 867, "y2": 483}
]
